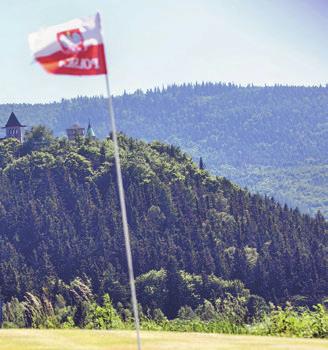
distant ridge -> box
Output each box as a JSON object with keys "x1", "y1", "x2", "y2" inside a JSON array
[{"x1": 1, "y1": 82, "x2": 327, "y2": 216}]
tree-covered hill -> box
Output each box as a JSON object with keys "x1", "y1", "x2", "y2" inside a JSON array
[
  {"x1": 0, "y1": 130, "x2": 327, "y2": 314},
  {"x1": 1, "y1": 83, "x2": 327, "y2": 216}
]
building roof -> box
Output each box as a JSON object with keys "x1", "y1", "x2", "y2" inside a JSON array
[{"x1": 3, "y1": 112, "x2": 26, "y2": 128}]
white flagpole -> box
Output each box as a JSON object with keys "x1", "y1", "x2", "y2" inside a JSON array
[{"x1": 104, "y1": 72, "x2": 142, "y2": 350}]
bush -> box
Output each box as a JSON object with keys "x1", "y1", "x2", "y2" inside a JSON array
[
  {"x1": 250, "y1": 303, "x2": 328, "y2": 338},
  {"x1": 3, "y1": 297, "x2": 26, "y2": 328},
  {"x1": 311, "y1": 304, "x2": 328, "y2": 338},
  {"x1": 178, "y1": 306, "x2": 196, "y2": 320},
  {"x1": 85, "y1": 294, "x2": 123, "y2": 329}
]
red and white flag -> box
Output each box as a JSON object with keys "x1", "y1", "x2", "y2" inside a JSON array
[{"x1": 28, "y1": 13, "x2": 107, "y2": 75}]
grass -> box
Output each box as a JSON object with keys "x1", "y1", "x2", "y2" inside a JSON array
[{"x1": 0, "y1": 329, "x2": 328, "y2": 350}]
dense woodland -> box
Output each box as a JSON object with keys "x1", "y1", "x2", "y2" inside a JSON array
[
  {"x1": 0, "y1": 128, "x2": 327, "y2": 327},
  {"x1": 1, "y1": 83, "x2": 327, "y2": 216}
]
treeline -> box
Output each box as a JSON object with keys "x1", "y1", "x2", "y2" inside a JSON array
[
  {"x1": 0, "y1": 128, "x2": 327, "y2": 316},
  {"x1": 2, "y1": 272, "x2": 251, "y2": 329},
  {"x1": 2, "y1": 83, "x2": 327, "y2": 168},
  {"x1": 3, "y1": 275, "x2": 328, "y2": 338},
  {"x1": 1, "y1": 82, "x2": 327, "y2": 216}
]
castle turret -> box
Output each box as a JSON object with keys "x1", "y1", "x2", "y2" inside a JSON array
[
  {"x1": 3, "y1": 112, "x2": 26, "y2": 143},
  {"x1": 86, "y1": 120, "x2": 96, "y2": 140}
]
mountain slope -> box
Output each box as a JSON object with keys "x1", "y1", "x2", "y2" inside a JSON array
[
  {"x1": 1, "y1": 83, "x2": 327, "y2": 216},
  {"x1": 0, "y1": 133, "x2": 327, "y2": 309}
]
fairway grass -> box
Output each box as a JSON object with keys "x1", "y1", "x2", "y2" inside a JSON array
[{"x1": 0, "y1": 329, "x2": 328, "y2": 350}]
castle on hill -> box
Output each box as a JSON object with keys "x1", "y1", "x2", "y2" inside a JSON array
[{"x1": 1, "y1": 113, "x2": 96, "y2": 142}]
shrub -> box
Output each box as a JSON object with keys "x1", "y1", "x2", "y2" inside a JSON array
[{"x1": 85, "y1": 294, "x2": 123, "y2": 329}]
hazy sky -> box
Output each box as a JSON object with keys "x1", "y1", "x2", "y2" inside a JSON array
[{"x1": 1, "y1": 0, "x2": 327, "y2": 103}]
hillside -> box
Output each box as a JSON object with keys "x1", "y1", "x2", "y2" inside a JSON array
[
  {"x1": 1, "y1": 83, "x2": 327, "y2": 217},
  {"x1": 0, "y1": 131, "x2": 327, "y2": 316}
]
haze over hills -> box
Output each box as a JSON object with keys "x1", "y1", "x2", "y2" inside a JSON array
[{"x1": 1, "y1": 82, "x2": 327, "y2": 217}]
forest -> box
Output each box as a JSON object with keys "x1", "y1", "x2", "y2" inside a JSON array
[
  {"x1": 1, "y1": 83, "x2": 327, "y2": 217},
  {"x1": 0, "y1": 127, "x2": 327, "y2": 334}
]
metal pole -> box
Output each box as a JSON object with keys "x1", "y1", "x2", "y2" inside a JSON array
[
  {"x1": 0, "y1": 300, "x2": 3, "y2": 328},
  {"x1": 104, "y1": 73, "x2": 142, "y2": 350}
]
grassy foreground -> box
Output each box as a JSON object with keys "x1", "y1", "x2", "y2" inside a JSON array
[{"x1": 0, "y1": 330, "x2": 328, "y2": 350}]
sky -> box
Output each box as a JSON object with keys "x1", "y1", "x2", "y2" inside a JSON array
[{"x1": 0, "y1": 0, "x2": 328, "y2": 103}]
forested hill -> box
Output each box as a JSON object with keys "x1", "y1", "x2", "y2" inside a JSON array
[
  {"x1": 1, "y1": 83, "x2": 327, "y2": 217},
  {"x1": 0, "y1": 131, "x2": 327, "y2": 313}
]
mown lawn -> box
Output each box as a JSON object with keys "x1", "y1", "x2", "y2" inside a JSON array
[{"x1": 0, "y1": 329, "x2": 327, "y2": 350}]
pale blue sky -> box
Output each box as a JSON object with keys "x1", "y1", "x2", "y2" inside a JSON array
[{"x1": 0, "y1": 0, "x2": 327, "y2": 103}]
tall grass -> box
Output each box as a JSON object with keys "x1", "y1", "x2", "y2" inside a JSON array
[
  {"x1": 139, "y1": 304, "x2": 328, "y2": 338},
  {"x1": 141, "y1": 319, "x2": 247, "y2": 334}
]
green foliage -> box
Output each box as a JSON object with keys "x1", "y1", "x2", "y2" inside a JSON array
[
  {"x1": 64, "y1": 152, "x2": 93, "y2": 178},
  {"x1": 3, "y1": 297, "x2": 25, "y2": 328},
  {"x1": 142, "y1": 303, "x2": 328, "y2": 338},
  {"x1": 1, "y1": 83, "x2": 327, "y2": 216},
  {"x1": 0, "y1": 138, "x2": 20, "y2": 168},
  {"x1": 214, "y1": 294, "x2": 248, "y2": 324},
  {"x1": 141, "y1": 318, "x2": 247, "y2": 334},
  {"x1": 224, "y1": 164, "x2": 328, "y2": 218},
  {"x1": 177, "y1": 306, "x2": 196, "y2": 320},
  {"x1": 312, "y1": 304, "x2": 328, "y2": 338},
  {"x1": 251, "y1": 303, "x2": 328, "y2": 338},
  {"x1": 196, "y1": 300, "x2": 217, "y2": 321},
  {"x1": 136, "y1": 269, "x2": 167, "y2": 312},
  {"x1": 152, "y1": 308, "x2": 168, "y2": 323},
  {"x1": 22, "y1": 293, "x2": 48, "y2": 328},
  {"x1": 85, "y1": 294, "x2": 123, "y2": 329},
  {"x1": 2, "y1": 278, "x2": 328, "y2": 338},
  {"x1": 0, "y1": 131, "x2": 326, "y2": 323},
  {"x1": 21, "y1": 125, "x2": 54, "y2": 154},
  {"x1": 246, "y1": 294, "x2": 269, "y2": 322}
]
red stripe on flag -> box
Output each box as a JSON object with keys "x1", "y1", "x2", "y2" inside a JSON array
[{"x1": 36, "y1": 44, "x2": 107, "y2": 75}]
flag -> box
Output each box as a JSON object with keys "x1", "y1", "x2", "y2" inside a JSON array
[{"x1": 28, "y1": 13, "x2": 107, "y2": 75}]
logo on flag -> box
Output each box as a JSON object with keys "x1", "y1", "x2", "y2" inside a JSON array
[
  {"x1": 57, "y1": 29, "x2": 85, "y2": 54},
  {"x1": 28, "y1": 13, "x2": 107, "y2": 76}
]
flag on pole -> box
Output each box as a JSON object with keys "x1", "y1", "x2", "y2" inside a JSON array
[
  {"x1": 28, "y1": 13, "x2": 142, "y2": 350},
  {"x1": 28, "y1": 13, "x2": 107, "y2": 75}
]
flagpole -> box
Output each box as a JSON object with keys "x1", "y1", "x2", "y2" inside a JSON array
[{"x1": 104, "y1": 73, "x2": 142, "y2": 350}]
